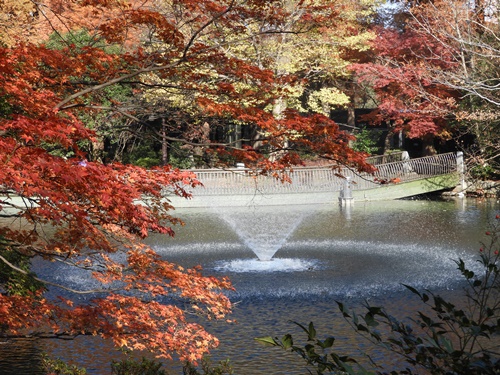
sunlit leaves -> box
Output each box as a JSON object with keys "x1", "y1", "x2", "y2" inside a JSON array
[
  {"x1": 352, "y1": 26, "x2": 459, "y2": 142},
  {"x1": 0, "y1": 0, "x2": 233, "y2": 362},
  {"x1": 0, "y1": 0, "x2": 38, "y2": 46},
  {"x1": 0, "y1": 0, "x2": 379, "y2": 363}
]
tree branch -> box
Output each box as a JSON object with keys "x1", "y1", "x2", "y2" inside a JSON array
[{"x1": 0, "y1": 254, "x2": 114, "y2": 295}]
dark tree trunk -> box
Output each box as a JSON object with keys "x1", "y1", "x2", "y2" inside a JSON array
[
  {"x1": 161, "y1": 118, "x2": 168, "y2": 166},
  {"x1": 422, "y1": 133, "x2": 436, "y2": 156}
]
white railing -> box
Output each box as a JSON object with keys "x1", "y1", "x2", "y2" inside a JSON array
[
  {"x1": 365, "y1": 151, "x2": 407, "y2": 166},
  {"x1": 184, "y1": 152, "x2": 459, "y2": 196}
]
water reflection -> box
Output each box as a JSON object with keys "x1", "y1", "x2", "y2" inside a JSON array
[
  {"x1": 0, "y1": 339, "x2": 44, "y2": 375},
  {"x1": 3, "y1": 198, "x2": 499, "y2": 374}
]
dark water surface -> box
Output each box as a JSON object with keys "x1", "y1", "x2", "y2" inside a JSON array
[{"x1": 1, "y1": 198, "x2": 499, "y2": 374}]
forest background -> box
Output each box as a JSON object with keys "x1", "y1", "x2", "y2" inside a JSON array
[{"x1": 0, "y1": 0, "x2": 500, "y2": 373}]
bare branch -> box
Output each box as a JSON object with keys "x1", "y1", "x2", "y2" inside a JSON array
[{"x1": 0, "y1": 254, "x2": 114, "y2": 295}]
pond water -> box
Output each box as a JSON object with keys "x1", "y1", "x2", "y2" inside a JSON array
[{"x1": 1, "y1": 197, "x2": 499, "y2": 374}]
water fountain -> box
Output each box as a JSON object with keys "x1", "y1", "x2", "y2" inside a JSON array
[
  {"x1": 23, "y1": 199, "x2": 493, "y2": 303},
  {"x1": 218, "y1": 206, "x2": 305, "y2": 261},
  {"x1": 214, "y1": 205, "x2": 318, "y2": 272},
  {"x1": 143, "y1": 200, "x2": 489, "y2": 301}
]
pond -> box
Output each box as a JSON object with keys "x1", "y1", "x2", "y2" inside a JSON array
[{"x1": 1, "y1": 197, "x2": 499, "y2": 374}]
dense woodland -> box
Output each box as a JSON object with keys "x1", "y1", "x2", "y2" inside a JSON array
[
  {"x1": 0, "y1": 0, "x2": 500, "y2": 373},
  {"x1": 3, "y1": 0, "x2": 500, "y2": 175}
]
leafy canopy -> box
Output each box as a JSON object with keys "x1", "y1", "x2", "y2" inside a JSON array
[{"x1": 0, "y1": 0, "x2": 375, "y2": 364}]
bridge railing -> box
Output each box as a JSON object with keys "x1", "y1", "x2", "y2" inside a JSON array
[
  {"x1": 366, "y1": 152, "x2": 458, "y2": 186},
  {"x1": 365, "y1": 151, "x2": 407, "y2": 166},
  {"x1": 185, "y1": 152, "x2": 459, "y2": 196}
]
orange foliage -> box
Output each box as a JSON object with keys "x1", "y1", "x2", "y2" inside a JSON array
[
  {"x1": 352, "y1": 20, "x2": 460, "y2": 140},
  {"x1": 0, "y1": 0, "x2": 374, "y2": 363},
  {"x1": 0, "y1": 0, "x2": 38, "y2": 46}
]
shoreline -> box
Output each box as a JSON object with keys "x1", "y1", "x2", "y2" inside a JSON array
[{"x1": 443, "y1": 179, "x2": 499, "y2": 198}]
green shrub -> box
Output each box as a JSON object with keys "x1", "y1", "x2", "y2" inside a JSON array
[
  {"x1": 352, "y1": 129, "x2": 380, "y2": 155},
  {"x1": 134, "y1": 157, "x2": 162, "y2": 168},
  {"x1": 168, "y1": 142, "x2": 194, "y2": 169},
  {"x1": 469, "y1": 164, "x2": 498, "y2": 181},
  {"x1": 123, "y1": 145, "x2": 160, "y2": 168},
  {"x1": 41, "y1": 355, "x2": 87, "y2": 375},
  {"x1": 182, "y1": 357, "x2": 233, "y2": 375},
  {"x1": 111, "y1": 357, "x2": 167, "y2": 375}
]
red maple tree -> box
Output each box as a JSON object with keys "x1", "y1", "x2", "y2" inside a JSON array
[
  {"x1": 352, "y1": 25, "x2": 460, "y2": 154},
  {"x1": 0, "y1": 0, "x2": 374, "y2": 364}
]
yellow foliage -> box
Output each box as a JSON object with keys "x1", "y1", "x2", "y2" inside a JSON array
[
  {"x1": 138, "y1": 0, "x2": 378, "y2": 118},
  {"x1": 0, "y1": 0, "x2": 38, "y2": 46},
  {"x1": 308, "y1": 88, "x2": 351, "y2": 116}
]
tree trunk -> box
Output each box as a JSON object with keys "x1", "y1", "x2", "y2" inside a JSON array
[
  {"x1": 269, "y1": 97, "x2": 288, "y2": 161},
  {"x1": 161, "y1": 118, "x2": 168, "y2": 166},
  {"x1": 382, "y1": 123, "x2": 393, "y2": 155},
  {"x1": 422, "y1": 133, "x2": 436, "y2": 156},
  {"x1": 91, "y1": 136, "x2": 105, "y2": 163},
  {"x1": 347, "y1": 102, "x2": 356, "y2": 130}
]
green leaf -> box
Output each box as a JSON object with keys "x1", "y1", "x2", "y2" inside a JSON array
[
  {"x1": 308, "y1": 322, "x2": 317, "y2": 340},
  {"x1": 336, "y1": 301, "x2": 351, "y2": 318},
  {"x1": 367, "y1": 306, "x2": 382, "y2": 315},
  {"x1": 364, "y1": 312, "x2": 379, "y2": 327},
  {"x1": 402, "y1": 284, "x2": 421, "y2": 297},
  {"x1": 422, "y1": 293, "x2": 429, "y2": 303},
  {"x1": 439, "y1": 336, "x2": 454, "y2": 353},
  {"x1": 282, "y1": 334, "x2": 293, "y2": 349},
  {"x1": 254, "y1": 336, "x2": 279, "y2": 346},
  {"x1": 321, "y1": 337, "x2": 335, "y2": 348},
  {"x1": 304, "y1": 343, "x2": 315, "y2": 354},
  {"x1": 357, "y1": 324, "x2": 369, "y2": 333}
]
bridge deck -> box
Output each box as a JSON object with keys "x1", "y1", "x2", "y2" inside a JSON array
[{"x1": 166, "y1": 152, "x2": 463, "y2": 208}]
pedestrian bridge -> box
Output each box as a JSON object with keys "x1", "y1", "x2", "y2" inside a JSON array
[{"x1": 167, "y1": 152, "x2": 464, "y2": 207}]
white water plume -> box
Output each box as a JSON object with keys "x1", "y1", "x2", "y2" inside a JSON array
[
  {"x1": 214, "y1": 258, "x2": 319, "y2": 273},
  {"x1": 217, "y1": 207, "x2": 306, "y2": 261}
]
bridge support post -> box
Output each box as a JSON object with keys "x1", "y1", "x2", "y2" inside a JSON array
[
  {"x1": 338, "y1": 177, "x2": 353, "y2": 206},
  {"x1": 457, "y1": 151, "x2": 467, "y2": 192}
]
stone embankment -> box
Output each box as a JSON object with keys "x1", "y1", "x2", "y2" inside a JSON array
[{"x1": 445, "y1": 179, "x2": 499, "y2": 198}]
